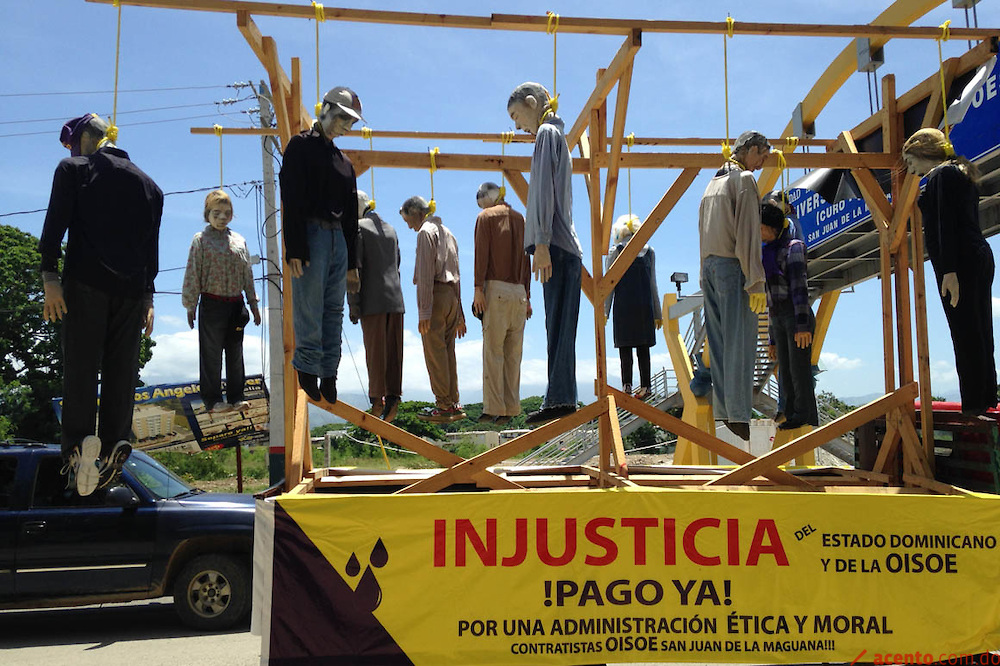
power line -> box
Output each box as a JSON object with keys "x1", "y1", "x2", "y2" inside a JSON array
[
  {"x1": 0, "y1": 84, "x2": 247, "y2": 98},
  {"x1": 0, "y1": 113, "x2": 252, "y2": 139},
  {"x1": 0, "y1": 180, "x2": 263, "y2": 218},
  {"x1": 0, "y1": 98, "x2": 255, "y2": 126}
]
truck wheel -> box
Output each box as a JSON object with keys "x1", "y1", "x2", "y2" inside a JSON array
[{"x1": 173, "y1": 554, "x2": 250, "y2": 630}]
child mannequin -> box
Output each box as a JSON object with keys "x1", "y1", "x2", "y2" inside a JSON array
[
  {"x1": 182, "y1": 190, "x2": 261, "y2": 413},
  {"x1": 605, "y1": 214, "x2": 661, "y2": 399},
  {"x1": 902, "y1": 127, "x2": 997, "y2": 416}
]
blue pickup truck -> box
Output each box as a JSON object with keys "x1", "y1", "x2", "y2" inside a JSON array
[{"x1": 0, "y1": 441, "x2": 255, "y2": 630}]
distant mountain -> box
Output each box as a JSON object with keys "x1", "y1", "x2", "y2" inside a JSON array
[
  {"x1": 841, "y1": 389, "x2": 960, "y2": 406},
  {"x1": 307, "y1": 393, "x2": 372, "y2": 426}
]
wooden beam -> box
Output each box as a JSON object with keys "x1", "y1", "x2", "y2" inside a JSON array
[
  {"x1": 911, "y1": 206, "x2": 934, "y2": 472},
  {"x1": 88, "y1": 1, "x2": 998, "y2": 39},
  {"x1": 259, "y1": 35, "x2": 291, "y2": 145},
  {"x1": 600, "y1": 32, "x2": 639, "y2": 246},
  {"x1": 879, "y1": 223, "x2": 896, "y2": 392},
  {"x1": 839, "y1": 131, "x2": 893, "y2": 227},
  {"x1": 397, "y1": 400, "x2": 608, "y2": 494},
  {"x1": 286, "y1": 390, "x2": 307, "y2": 491},
  {"x1": 810, "y1": 290, "x2": 840, "y2": 366},
  {"x1": 607, "y1": 395, "x2": 628, "y2": 477},
  {"x1": 192, "y1": 126, "x2": 279, "y2": 136},
  {"x1": 707, "y1": 383, "x2": 919, "y2": 486},
  {"x1": 599, "y1": 169, "x2": 699, "y2": 301},
  {"x1": 502, "y1": 170, "x2": 529, "y2": 207},
  {"x1": 322, "y1": 400, "x2": 523, "y2": 491},
  {"x1": 608, "y1": 388, "x2": 810, "y2": 487},
  {"x1": 567, "y1": 32, "x2": 643, "y2": 146},
  {"x1": 889, "y1": 173, "x2": 922, "y2": 253}
]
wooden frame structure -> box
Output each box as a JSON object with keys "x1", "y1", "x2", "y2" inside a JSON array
[{"x1": 91, "y1": 0, "x2": 998, "y2": 495}]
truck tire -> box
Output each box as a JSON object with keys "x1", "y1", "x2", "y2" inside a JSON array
[{"x1": 173, "y1": 553, "x2": 250, "y2": 630}]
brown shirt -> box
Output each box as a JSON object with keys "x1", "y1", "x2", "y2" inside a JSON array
[
  {"x1": 473, "y1": 203, "x2": 530, "y2": 298},
  {"x1": 413, "y1": 216, "x2": 463, "y2": 321}
]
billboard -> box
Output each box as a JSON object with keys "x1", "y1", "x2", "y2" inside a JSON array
[{"x1": 52, "y1": 374, "x2": 269, "y2": 451}]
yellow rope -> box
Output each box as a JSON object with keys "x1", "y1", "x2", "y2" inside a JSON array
[
  {"x1": 937, "y1": 19, "x2": 955, "y2": 152},
  {"x1": 721, "y1": 16, "x2": 735, "y2": 160},
  {"x1": 625, "y1": 132, "x2": 635, "y2": 219},
  {"x1": 361, "y1": 126, "x2": 377, "y2": 210},
  {"x1": 499, "y1": 130, "x2": 514, "y2": 201},
  {"x1": 213, "y1": 124, "x2": 224, "y2": 188},
  {"x1": 376, "y1": 434, "x2": 391, "y2": 470},
  {"x1": 428, "y1": 147, "x2": 440, "y2": 215},
  {"x1": 544, "y1": 11, "x2": 560, "y2": 119},
  {"x1": 779, "y1": 136, "x2": 798, "y2": 196},
  {"x1": 100, "y1": 0, "x2": 123, "y2": 147},
  {"x1": 313, "y1": 2, "x2": 326, "y2": 118}
]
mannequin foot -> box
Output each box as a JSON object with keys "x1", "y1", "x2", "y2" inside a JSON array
[
  {"x1": 724, "y1": 420, "x2": 750, "y2": 441},
  {"x1": 320, "y1": 377, "x2": 337, "y2": 404},
  {"x1": 381, "y1": 396, "x2": 400, "y2": 422},
  {"x1": 210, "y1": 401, "x2": 234, "y2": 414},
  {"x1": 297, "y1": 370, "x2": 321, "y2": 402},
  {"x1": 494, "y1": 415, "x2": 513, "y2": 426},
  {"x1": 623, "y1": 384, "x2": 632, "y2": 394},
  {"x1": 525, "y1": 405, "x2": 577, "y2": 426},
  {"x1": 478, "y1": 413, "x2": 499, "y2": 424},
  {"x1": 633, "y1": 386, "x2": 651, "y2": 400},
  {"x1": 369, "y1": 398, "x2": 383, "y2": 416}
]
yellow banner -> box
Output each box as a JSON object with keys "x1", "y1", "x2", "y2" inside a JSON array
[{"x1": 267, "y1": 487, "x2": 1000, "y2": 664}]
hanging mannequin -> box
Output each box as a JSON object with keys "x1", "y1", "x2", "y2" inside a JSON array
[
  {"x1": 40, "y1": 113, "x2": 163, "y2": 495},
  {"x1": 279, "y1": 86, "x2": 363, "y2": 405},
  {"x1": 473, "y1": 182, "x2": 532, "y2": 425},
  {"x1": 507, "y1": 81, "x2": 584, "y2": 425},
  {"x1": 698, "y1": 129, "x2": 771, "y2": 441},
  {"x1": 182, "y1": 189, "x2": 261, "y2": 415},
  {"x1": 903, "y1": 127, "x2": 997, "y2": 416},
  {"x1": 605, "y1": 214, "x2": 662, "y2": 400},
  {"x1": 399, "y1": 195, "x2": 467, "y2": 424},
  {"x1": 348, "y1": 190, "x2": 405, "y2": 422}
]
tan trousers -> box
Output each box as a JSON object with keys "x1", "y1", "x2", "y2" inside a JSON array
[
  {"x1": 422, "y1": 282, "x2": 462, "y2": 409},
  {"x1": 360, "y1": 311, "x2": 403, "y2": 402},
  {"x1": 482, "y1": 280, "x2": 527, "y2": 416}
]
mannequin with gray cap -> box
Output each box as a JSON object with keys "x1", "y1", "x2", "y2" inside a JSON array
[
  {"x1": 279, "y1": 86, "x2": 363, "y2": 406},
  {"x1": 473, "y1": 181, "x2": 532, "y2": 425},
  {"x1": 697, "y1": 129, "x2": 770, "y2": 441},
  {"x1": 40, "y1": 113, "x2": 163, "y2": 496},
  {"x1": 348, "y1": 190, "x2": 405, "y2": 422},
  {"x1": 507, "y1": 81, "x2": 584, "y2": 426}
]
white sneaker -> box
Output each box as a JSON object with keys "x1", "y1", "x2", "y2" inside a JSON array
[
  {"x1": 210, "y1": 402, "x2": 234, "y2": 414},
  {"x1": 230, "y1": 400, "x2": 250, "y2": 412},
  {"x1": 97, "y1": 440, "x2": 132, "y2": 489},
  {"x1": 76, "y1": 435, "x2": 102, "y2": 497}
]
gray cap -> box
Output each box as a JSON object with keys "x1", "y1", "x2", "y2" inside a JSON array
[
  {"x1": 322, "y1": 86, "x2": 364, "y2": 122},
  {"x1": 733, "y1": 130, "x2": 771, "y2": 153}
]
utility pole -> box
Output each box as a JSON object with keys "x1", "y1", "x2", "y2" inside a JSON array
[{"x1": 257, "y1": 80, "x2": 285, "y2": 486}]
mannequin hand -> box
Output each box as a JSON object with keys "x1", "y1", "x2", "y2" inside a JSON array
[
  {"x1": 533, "y1": 244, "x2": 553, "y2": 284},
  {"x1": 472, "y1": 287, "x2": 486, "y2": 316},
  {"x1": 655, "y1": 319, "x2": 663, "y2": 330},
  {"x1": 288, "y1": 258, "x2": 307, "y2": 279},
  {"x1": 187, "y1": 308, "x2": 196, "y2": 329},
  {"x1": 457, "y1": 320, "x2": 467, "y2": 339},
  {"x1": 526, "y1": 300, "x2": 532, "y2": 320},
  {"x1": 795, "y1": 331, "x2": 813, "y2": 349},
  {"x1": 941, "y1": 272, "x2": 960, "y2": 308},
  {"x1": 43, "y1": 282, "x2": 67, "y2": 322},
  {"x1": 418, "y1": 318, "x2": 431, "y2": 335},
  {"x1": 749, "y1": 292, "x2": 767, "y2": 314},
  {"x1": 346, "y1": 268, "x2": 361, "y2": 294},
  {"x1": 768, "y1": 344, "x2": 776, "y2": 361},
  {"x1": 252, "y1": 307, "x2": 262, "y2": 326},
  {"x1": 143, "y1": 305, "x2": 155, "y2": 336},
  {"x1": 349, "y1": 307, "x2": 359, "y2": 325}
]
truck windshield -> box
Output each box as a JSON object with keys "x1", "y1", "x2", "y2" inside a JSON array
[{"x1": 125, "y1": 452, "x2": 193, "y2": 500}]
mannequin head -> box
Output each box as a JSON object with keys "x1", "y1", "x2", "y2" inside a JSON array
[
  {"x1": 357, "y1": 190, "x2": 372, "y2": 218},
  {"x1": 901, "y1": 128, "x2": 950, "y2": 176},
  {"x1": 318, "y1": 86, "x2": 363, "y2": 139},
  {"x1": 760, "y1": 201, "x2": 786, "y2": 243},
  {"x1": 507, "y1": 82, "x2": 552, "y2": 136},
  {"x1": 732, "y1": 130, "x2": 771, "y2": 171},
  {"x1": 611, "y1": 214, "x2": 641, "y2": 247},
  {"x1": 60, "y1": 113, "x2": 109, "y2": 157},
  {"x1": 399, "y1": 195, "x2": 431, "y2": 231},
  {"x1": 204, "y1": 189, "x2": 233, "y2": 231},
  {"x1": 476, "y1": 182, "x2": 503, "y2": 209}
]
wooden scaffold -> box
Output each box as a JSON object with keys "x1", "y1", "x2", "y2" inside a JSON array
[{"x1": 90, "y1": 0, "x2": 998, "y2": 496}]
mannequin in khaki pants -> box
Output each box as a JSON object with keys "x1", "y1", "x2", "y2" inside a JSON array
[{"x1": 472, "y1": 182, "x2": 532, "y2": 425}]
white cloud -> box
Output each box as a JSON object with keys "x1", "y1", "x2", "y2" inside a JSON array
[
  {"x1": 140, "y1": 330, "x2": 264, "y2": 387},
  {"x1": 993, "y1": 297, "x2": 1000, "y2": 318},
  {"x1": 930, "y1": 359, "x2": 958, "y2": 389},
  {"x1": 819, "y1": 351, "x2": 863, "y2": 371}
]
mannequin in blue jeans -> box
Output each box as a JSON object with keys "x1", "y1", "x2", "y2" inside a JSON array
[{"x1": 508, "y1": 82, "x2": 585, "y2": 425}]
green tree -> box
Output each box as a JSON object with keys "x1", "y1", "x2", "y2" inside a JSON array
[
  {"x1": 0, "y1": 224, "x2": 154, "y2": 442},
  {"x1": 0, "y1": 225, "x2": 62, "y2": 441}
]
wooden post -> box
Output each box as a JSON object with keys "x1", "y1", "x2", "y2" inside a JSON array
[
  {"x1": 911, "y1": 206, "x2": 935, "y2": 472},
  {"x1": 591, "y1": 70, "x2": 612, "y2": 483}
]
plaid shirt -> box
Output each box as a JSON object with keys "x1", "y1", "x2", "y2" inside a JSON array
[{"x1": 763, "y1": 231, "x2": 810, "y2": 341}]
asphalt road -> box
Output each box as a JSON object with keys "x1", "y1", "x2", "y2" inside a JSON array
[
  {"x1": 0, "y1": 598, "x2": 260, "y2": 666},
  {"x1": 0, "y1": 598, "x2": 767, "y2": 666}
]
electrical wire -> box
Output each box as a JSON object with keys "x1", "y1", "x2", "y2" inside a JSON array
[
  {"x1": 1, "y1": 84, "x2": 242, "y2": 98},
  {"x1": 1, "y1": 98, "x2": 254, "y2": 126}
]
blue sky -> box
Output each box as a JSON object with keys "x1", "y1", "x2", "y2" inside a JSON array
[{"x1": 2, "y1": 0, "x2": 998, "y2": 407}]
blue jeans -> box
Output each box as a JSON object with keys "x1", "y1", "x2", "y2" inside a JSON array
[
  {"x1": 542, "y1": 245, "x2": 581, "y2": 409},
  {"x1": 701, "y1": 255, "x2": 756, "y2": 423},
  {"x1": 292, "y1": 223, "x2": 347, "y2": 378}
]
